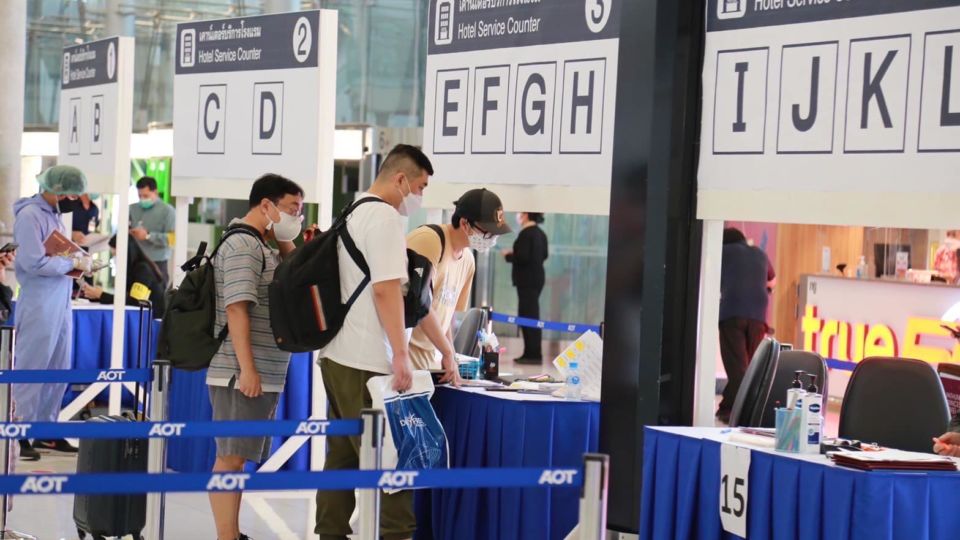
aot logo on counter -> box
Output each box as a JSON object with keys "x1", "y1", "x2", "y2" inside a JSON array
[{"x1": 801, "y1": 305, "x2": 960, "y2": 364}]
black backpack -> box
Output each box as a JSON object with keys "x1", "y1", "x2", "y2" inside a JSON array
[
  {"x1": 404, "y1": 225, "x2": 445, "y2": 328},
  {"x1": 156, "y1": 224, "x2": 264, "y2": 371},
  {"x1": 269, "y1": 201, "x2": 443, "y2": 352}
]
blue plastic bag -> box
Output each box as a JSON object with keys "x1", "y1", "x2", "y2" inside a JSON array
[
  {"x1": 367, "y1": 371, "x2": 450, "y2": 476},
  {"x1": 384, "y1": 390, "x2": 448, "y2": 470}
]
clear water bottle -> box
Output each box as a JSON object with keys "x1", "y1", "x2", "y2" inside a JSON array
[{"x1": 566, "y1": 362, "x2": 582, "y2": 401}]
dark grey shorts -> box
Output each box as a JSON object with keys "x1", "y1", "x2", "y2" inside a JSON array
[{"x1": 208, "y1": 386, "x2": 280, "y2": 463}]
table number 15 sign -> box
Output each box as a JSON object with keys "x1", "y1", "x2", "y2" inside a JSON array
[{"x1": 720, "y1": 443, "x2": 751, "y2": 537}]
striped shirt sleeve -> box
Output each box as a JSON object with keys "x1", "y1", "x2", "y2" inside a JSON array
[{"x1": 218, "y1": 235, "x2": 264, "y2": 308}]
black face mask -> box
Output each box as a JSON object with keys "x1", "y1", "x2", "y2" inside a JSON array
[{"x1": 57, "y1": 198, "x2": 81, "y2": 214}]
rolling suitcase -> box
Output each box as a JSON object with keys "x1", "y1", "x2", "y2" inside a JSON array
[{"x1": 73, "y1": 302, "x2": 153, "y2": 540}]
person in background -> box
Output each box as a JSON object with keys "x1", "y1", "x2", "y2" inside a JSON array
[
  {"x1": 70, "y1": 193, "x2": 100, "y2": 244},
  {"x1": 129, "y1": 176, "x2": 175, "y2": 287},
  {"x1": 407, "y1": 188, "x2": 511, "y2": 375},
  {"x1": 206, "y1": 174, "x2": 303, "y2": 540},
  {"x1": 933, "y1": 230, "x2": 960, "y2": 284},
  {"x1": 80, "y1": 234, "x2": 167, "y2": 317},
  {"x1": 13, "y1": 165, "x2": 98, "y2": 460},
  {"x1": 316, "y1": 144, "x2": 433, "y2": 540},
  {"x1": 503, "y1": 212, "x2": 549, "y2": 364},
  {"x1": 0, "y1": 251, "x2": 16, "y2": 325},
  {"x1": 716, "y1": 227, "x2": 776, "y2": 424}
]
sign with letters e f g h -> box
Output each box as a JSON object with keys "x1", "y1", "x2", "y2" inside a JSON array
[{"x1": 423, "y1": 0, "x2": 621, "y2": 190}]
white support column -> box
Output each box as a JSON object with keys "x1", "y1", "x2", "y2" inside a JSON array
[
  {"x1": 0, "y1": 1, "x2": 26, "y2": 233},
  {"x1": 694, "y1": 220, "x2": 724, "y2": 426}
]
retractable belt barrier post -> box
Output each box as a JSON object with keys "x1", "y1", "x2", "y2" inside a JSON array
[
  {"x1": 577, "y1": 454, "x2": 609, "y2": 540},
  {"x1": 0, "y1": 326, "x2": 35, "y2": 540},
  {"x1": 145, "y1": 360, "x2": 171, "y2": 540},
  {"x1": 357, "y1": 409, "x2": 384, "y2": 540}
]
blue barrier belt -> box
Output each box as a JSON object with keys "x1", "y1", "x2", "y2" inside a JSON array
[
  {"x1": 0, "y1": 419, "x2": 362, "y2": 440},
  {"x1": 2, "y1": 467, "x2": 583, "y2": 495},
  {"x1": 825, "y1": 359, "x2": 856, "y2": 372},
  {"x1": 489, "y1": 312, "x2": 600, "y2": 334},
  {"x1": 0, "y1": 368, "x2": 152, "y2": 384}
]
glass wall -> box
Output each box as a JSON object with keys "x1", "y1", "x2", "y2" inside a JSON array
[{"x1": 24, "y1": 0, "x2": 427, "y2": 129}]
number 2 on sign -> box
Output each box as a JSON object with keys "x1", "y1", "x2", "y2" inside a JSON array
[{"x1": 719, "y1": 443, "x2": 750, "y2": 537}]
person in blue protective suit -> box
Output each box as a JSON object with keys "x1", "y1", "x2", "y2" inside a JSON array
[{"x1": 13, "y1": 165, "x2": 98, "y2": 461}]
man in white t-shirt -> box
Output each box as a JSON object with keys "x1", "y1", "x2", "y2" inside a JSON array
[{"x1": 315, "y1": 144, "x2": 434, "y2": 540}]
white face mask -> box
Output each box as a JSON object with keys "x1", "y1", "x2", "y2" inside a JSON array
[
  {"x1": 468, "y1": 228, "x2": 498, "y2": 253},
  {"x1": 266, "y1": 202, "x2": 303, "y2": 242},
  {"x1": 397, "y1": 178, "x2": 423, "y2": 217}
]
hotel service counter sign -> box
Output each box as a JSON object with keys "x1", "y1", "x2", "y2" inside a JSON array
[
  {"x1": 59, "y1": 37, "x2": 133, "y2": 194},
  {"x1": 698, "y1": 0, "x2": 960, "y2": 228},
  {"x1": 424, "y1": 0, "x2": 621, "y2": 188},
  {"x1": 172, "y1": 11, "x2": 336, "y2": 202}
]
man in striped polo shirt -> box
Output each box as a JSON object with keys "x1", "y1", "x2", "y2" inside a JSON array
[{"x1": 206, "y1": 174, "x2": 304, "y2": 540}]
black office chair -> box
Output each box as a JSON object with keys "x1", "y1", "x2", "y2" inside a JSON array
[
  {"x1": 453, "y1": 308, "x2": 488, "y2": 357},
  {"x1": 729, "y1": 338, "x2": 782, "y2": 428},
  {"x1": 839, "y1": 357, "x2": 950, "y2": 452},
  {"x1": 758, "y1": 350, "x2": 828, "y2": 428}
]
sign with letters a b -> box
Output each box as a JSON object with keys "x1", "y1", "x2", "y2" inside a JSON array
[
  {"x1": 59, "y1": 37, "x2": 133, "y2": 194},
  {"x1": 173, "y1": 10, "x2": 337, "y2": 202},
  {"x1": 698, "y1": 0, "x2": 960, "y2": 228}
]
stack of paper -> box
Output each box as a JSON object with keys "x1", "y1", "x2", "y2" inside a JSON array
[{"x1": 829, "y1": 449, "x2": 959, "y2": 471}]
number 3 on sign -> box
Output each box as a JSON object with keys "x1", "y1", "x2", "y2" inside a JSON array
[{"x1": 719, "y1": 443, "x2": 750, "y2": 537}]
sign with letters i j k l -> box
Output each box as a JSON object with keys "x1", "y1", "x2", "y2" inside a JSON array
[
  {"x1": 59, "y1": 36, "x2": 134, "y2": 195},
  {"x1": 424, "y1": 0, "x2": 620, "y2": 189},
  {"x1": 172, "y1": 10, "x2": 338, "y2": 203},
  {"x1": 698, "y1": 0, "x2": 960, "y2": 229}
]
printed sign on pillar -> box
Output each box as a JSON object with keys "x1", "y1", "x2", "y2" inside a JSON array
[
  {"x1": 423, "y1": 0, "x2": 621, "y2": 189},
  {"x1": 172, "y1": 11, "x2": 338, "y2": 203},
  {"x1": 698, "y1": 0, "x2": 960, "y2": 228},
  {"x1": 59, "y1": 37, "x2": 134, "y2": 194}
]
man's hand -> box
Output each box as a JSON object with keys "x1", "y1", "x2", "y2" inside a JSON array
[
  {"x1": 130, "y1": 227, "x2": 149, "y2": 241},
  {"x1": 80, "y1": 282, "x2": 103, "y2": 300},
  {"x1": 303, "y1": 224, "x2": 320, "y2": 243},
  {"x1": 502, "y1": 249, "x2": 513, "y2": 258},
  {"x1": 0, "y1": 252, "x2": 15, "y2": 269},
  {"x1": 933, "y1": 432, "x2": 960, "y2": 457},
  {"x1": 392, "y1": 355, "x2": 413, "y2": 393},
  {"x1": 439, "y1": 351, "x2": 461, "y2": 387},
  {"x1": 237, "y1": 369, "x2": 263, "y2": 398}
]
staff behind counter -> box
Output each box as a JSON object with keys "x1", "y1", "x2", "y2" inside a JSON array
[{"x1": 80, "y1": 233, "x2": 167, "y2": 316}]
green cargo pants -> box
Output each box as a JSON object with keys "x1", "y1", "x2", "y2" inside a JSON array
[{"x1": 315, "y1": 358, "x2": 415, "y2": 540}]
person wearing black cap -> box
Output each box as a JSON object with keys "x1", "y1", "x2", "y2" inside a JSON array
[
  {"x1": 406, "y1": 189, "x2": 512, "y2": 372},
  {"x1": 503, "y1": 212, "x2": 549, "y2": 364}
]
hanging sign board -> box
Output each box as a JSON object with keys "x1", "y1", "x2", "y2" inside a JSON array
[
  {"x1": 422, "y1": 0, "x2": 620, "y2": 214},
  {"x1": 59, "y1": 36, "x2": 134, "y2": 195},
  {"x1": 698, "y1": 0, "x2": 960, "y2": 228},
  {"x1": 172, "y1": 10, "x2": 338, "y2": 202}
]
